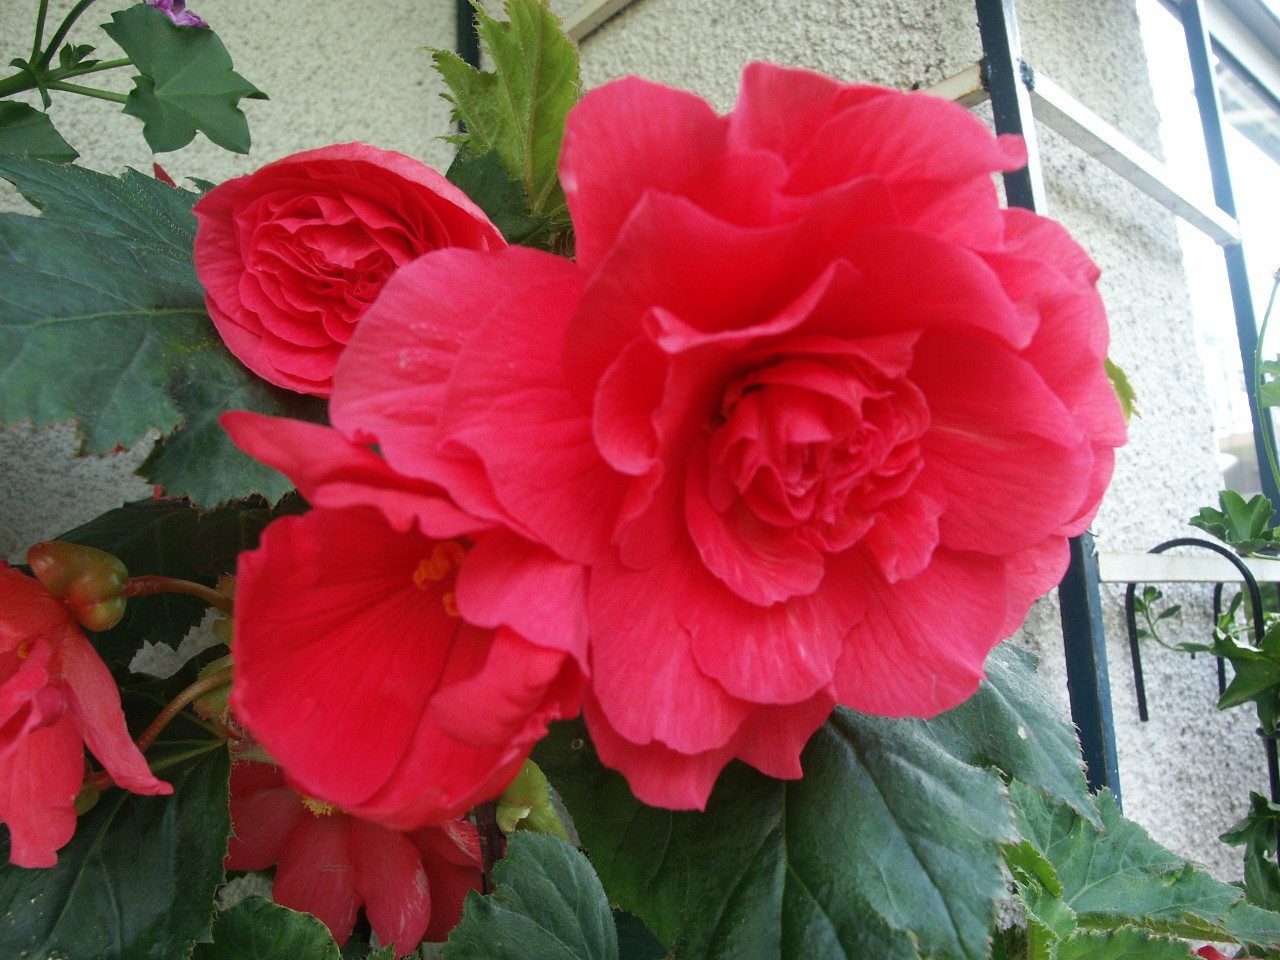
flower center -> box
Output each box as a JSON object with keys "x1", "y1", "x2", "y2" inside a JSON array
[
  {"x1": 301, "y1": 795, "x2": 337, "y2": 817},
  {"x1": 413, "y1": 540, "x2": 467, "y2": 618},
  {"x1": 709, "y1": 355, "x2": 930, "y2": 550}
]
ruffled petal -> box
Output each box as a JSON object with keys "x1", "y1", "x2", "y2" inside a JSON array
[
  {"x1": 562, "y1": 76, "x2": 728, "y2": 272},
  {"x1": 222, "y1": 412, "x2": 485, "y2": 538},
  {"x1": 833, "y1": 548, "x2": 1008, "y2": 717}
]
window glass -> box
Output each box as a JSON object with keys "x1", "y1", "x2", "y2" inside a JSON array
[{"x1": 1138, "y1": 0, "x2": 1280, "y2": 493}]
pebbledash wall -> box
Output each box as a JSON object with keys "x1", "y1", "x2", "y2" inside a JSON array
[{"x1": 0, "y1": 0, "x2": 1265, "y2": 879}]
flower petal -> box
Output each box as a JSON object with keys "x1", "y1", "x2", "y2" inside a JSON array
[
  {"x1": 226, "y1": 762, "x2": 306, "y2": 871},
  {"x1": 60, "y1": 623, "x2": 170, "y2": 796},
  {"x1": 350, "y1": 818, "x2": 432, "y2": 958},
  {"x1": 0, "y1": 713, "x2": 82, "y2": 867},
  {"x1": 273, "y1": 813, "x2": 360, "y2": 946},
  {"x1": 222, "y1": 411, "x2": 484, "y2": 538},
  {"x1": 562, "y1": 76, "x2": 727, "y2": 272},
  {"x1": 833, "y1": 548, "x2": 1008, "y2": 717}
]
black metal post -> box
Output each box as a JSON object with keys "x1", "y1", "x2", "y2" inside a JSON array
[
  {"x1": 456, "y1": 0, "x2": 481, "y2": 69},
  {"x1": 974, "y1": 0, "x2": 1123, "y2": 802}
]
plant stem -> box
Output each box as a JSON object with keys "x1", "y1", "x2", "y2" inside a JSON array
[
  {"x1": 123, "y1": 575, "x2": 234, "y2": 615},
  {"x1": 135, "y1": 666, "x2": 234, "y2": 752},
  {"x1": 36, "y1": 0, "x2": 100, "y2": 70},
  {"x1": 30, "y1": 0, "x2": 51, "y2": 68},
  {"x1": 44, "y1": 79, "x2": 127, "y2": 103},
  {"x1": 70, "y1": 56, "x2": 132, "y2": 76},
  {"x1": 86, "y1": 668, "x2": 233, "y2": 792}
]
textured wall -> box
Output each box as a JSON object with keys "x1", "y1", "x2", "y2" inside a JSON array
[{"x1": 1, "y1": 0, "x2": 1264, "y2": 880}]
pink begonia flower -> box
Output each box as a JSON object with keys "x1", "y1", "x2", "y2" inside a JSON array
[
  {"x1": 326, "y1": 63, "x2": 1126, "y2": 808},
  {"x1": 194, "y1": 144, "x2": 504, "y2": 396},
  {"x1": 0, "y1": 565, "x2": 170, "y2": 867},
  {"x1": 1196, "y1": 948, "x2": 1262, "y2": 960},
  {"x1": 145, "y1": 0, "x2": 206, "y2": 27},
  {"x1": 221, "y1": 412, "x2": 588, "y2": 829},
  {"x1": 227, "y1": 762, "x2": 481, "y2": 955}
]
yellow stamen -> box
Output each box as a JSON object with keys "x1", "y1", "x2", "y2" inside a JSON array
[
  {"x1": 412, "y1": 540, "x2": 468, "y2": 588},
  {"x1": 16, "y1": 640, "x2": 32, "y2": 660},
  {"x1": 442, "y1": 592, "x2": 460, "y2": 618},
  {"x1": 301, "y1": 795, "x2": 337, "y2": 817}
]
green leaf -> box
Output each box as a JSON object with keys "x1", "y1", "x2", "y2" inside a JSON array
[
  {"x1": 536, "y1": 708, "x2": 1014, "y2": 960},
  {"x1": 0, "y1": 156, "x2": 325, "y2": 505},
  {"x1": 0, "y1": 744, "x2": 231, "y2": 960},
  {"x1": 0, "y1": 102, "x2": 78, "y2": 161},
  {"x1": 926, "y1": 643, "x2": 1099, "y2": 825},
  {"x1": 1212, "y1": 622, "x2": 1280, "y2": 732},
  {"x1": 1261, "y1": 357, "x2": 1280, "y2": 409},
  {"x1": 1104, "y1": 356, "x2": 1138, "y2": 422},
  {"x1": 102, "y1": 4, "x2": 266, "y2": 154},
  {"x1": 1008, "y1": 782, "x2": 1280, "y2": 949},
  {"x1": 1055, "y1": 928, "x2": 1206, "y2": 960},
  {"x1": 443, "y1": 832, "x2": 618, "y2": 960},
  {"x1": 193, "y1": 898, "x2": 342, "y2": 960},
  {"x1": 1221, "y1": 792, "x2": 1280, "y2": 912},
  {"x1": 1190, "y1": 490, "x2": 1280, "y2": 555},
  {"x1": 614, "y1": 911, "x2": 666, "y2": 960},
  {"x1": 433, "y1": 0, "x2": 579, "y2": 223},
  {"x1": 137, "y1": 343, "x2": 326, "y2": 504},
  {"x1": 446, "y1": 148, "x2": 555, "y2": 247},
  {"x1": 53, "y1": 497, "x2": 293, "y2": 664}
]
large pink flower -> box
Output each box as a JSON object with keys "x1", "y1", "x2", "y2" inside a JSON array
[
  {"x1": 194, "y1": 143, "x2": 504, "y2": 396},
  {"x1": 0, "y1": 565, "x2": 170, "y2": 866},
  {"x1": 226, "y1": 762, "x2": 481, "y2": 955},
  {"x1": 329, "y1": 63, "x2": 1125, "y2": 808},
  {"x1": 222, "y1": 412, "x2": 588, "y2": 829}
]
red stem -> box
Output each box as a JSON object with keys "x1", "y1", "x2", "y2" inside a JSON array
[
  {"x1": 123, "y1": 575, "x2": 232, "y2": 615},
  {"x1": 87, "y1": 665, "x2": 234, "y2": 793}
]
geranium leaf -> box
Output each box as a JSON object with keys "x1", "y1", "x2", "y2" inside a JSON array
[
  {"x1": 0, "y1": 102, "x2": 78, "y2": 161},
  {"x1": 101, "y1": 4, "x2": 265, "y2": 154},
  {"x1": 537, "y1": 708, "x2": 1014, "y2": 960},
  {"x1": 0, "y1": 744, "x2": 231, "y2": 960},
  {"x1": 1008, "y1": 782, "x2": 1280, "y2": 949},
  {"x1": 433, "y1": 0, "x2": 579, "y2": 223},
  {"x1": 0, "y1": 157, "x2": 324, "y2": 505},
  {"x1": 1190, "y1": 490, "x2": 1279, "y2": 554},
  {"x1": 927, "y1": 643, "x2": 1099, "y2": 825},
  {"x1": 53, "y1": 497, "x2": 294, "y2": 664},
  {"x1": 193, "y1": 898, "x2": 342, "y2": 959},
  {"x1": 443, "y1": 832, "x2": 618, "y2": 960},
  {"x1": 1055, "y1": 928, "x2": 1208, "y2": 960},
  {"x1": 1220, "y1": 792, "x2": 1280, "y2": 911}
]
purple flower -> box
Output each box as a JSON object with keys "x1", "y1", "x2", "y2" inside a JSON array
[{"x1": 145, "y1": 0, "x2": 207, "y2": 27}]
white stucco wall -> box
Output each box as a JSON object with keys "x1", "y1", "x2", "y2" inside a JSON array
[{"x1": 1, "y1": 0, "x2": 1267, "y2": 882}]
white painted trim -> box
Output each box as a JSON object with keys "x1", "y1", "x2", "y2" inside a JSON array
[
  {"x1": 924, "y1": 63, "x2": 1241, "y2": 245},
  {"x1": 563, "y1": 0, "x2": 640, "y2": 40},
  {"x1": 1097, "y1": 551, "x2": 1280, "y2": 583}
]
